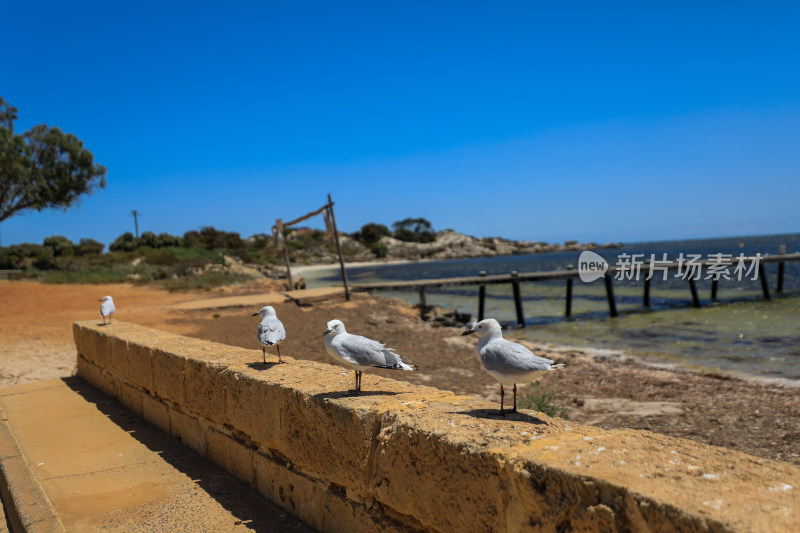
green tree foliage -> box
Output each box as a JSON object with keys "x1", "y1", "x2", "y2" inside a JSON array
[
  {"x1": 352, "y1": 223, "x2": 390, "y2": 244},
  {"x1": 43, "y1": 235, "x2": 75, "y2": 257},
  {"x1": 109, "y1": 232, "x2": 138, "y2": 252},
  {"x1": 0, "y1": 97, "x2": 107, "y2": 223},
  {"x1": 183, "y1": 227, "x2": 243, "y2": 250},
  {"x1": 76, "y1": 238, "x2": 104, "y2": 255},
  {"x1": 391, "y1": 217, "x2": 436, "y2": 243}
]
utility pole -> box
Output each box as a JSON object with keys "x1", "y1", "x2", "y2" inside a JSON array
[{"x1": 130, "y1": 210, "x2": 140, "y2": 238}]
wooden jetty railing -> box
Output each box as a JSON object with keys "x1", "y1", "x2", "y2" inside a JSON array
[{"x1": 349, "y1": 252, "x2": 800, "y2": 325}]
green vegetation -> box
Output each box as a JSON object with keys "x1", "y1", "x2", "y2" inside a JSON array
[
  {"x1": 351, "y1": 217, "x2": 436, "y2": 256},
  {"x1": 517, "y1": 383, "x2": 571, "y2": 419},
  {"x1": 0, "y1": 96, "x2": 106, "y2": 224},
  {"x1": 0, "y1": 216, "x2": 445, "y2": 287}
]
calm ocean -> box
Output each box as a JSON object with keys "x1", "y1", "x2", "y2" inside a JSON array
[{"x1": 304, "y1": 233, "x2": 800, "y2": 382}]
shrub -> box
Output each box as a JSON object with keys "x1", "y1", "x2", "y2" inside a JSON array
[
  {"x1": 109, "y1": 232, "x2": 139, "y2": 252},
  {"x1": 43, "y1": 235, "x2": 75, "y2": 257},
  {"x1": 352, "y1": 223, "x2": 390, "y2": 245},
  {"x1": 517, "y1": 383, "x2": 571, "y2": 419},
  {"x1": 76, "y1": 238, "x2": 105, "y2": 255},
  {"x1": 392, "y1": 217, "x2": 436, "y2": 243}
]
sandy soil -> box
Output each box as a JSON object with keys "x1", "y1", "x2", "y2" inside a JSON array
[{"x1": 1, "y1": 279, "x2": 798, "y2": 465}]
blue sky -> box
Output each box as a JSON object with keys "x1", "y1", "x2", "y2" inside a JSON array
[{"x1": 2, "y1": 1, "x2": 798, "y2": 247}]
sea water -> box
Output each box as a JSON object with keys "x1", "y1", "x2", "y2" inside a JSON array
[{"x1": 304, "y1": 233, "x2": 800, "y2": 382}]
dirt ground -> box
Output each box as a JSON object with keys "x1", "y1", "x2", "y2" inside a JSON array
[{"x1": 1, "y1": 279, "x2": 798, "y2": 465}]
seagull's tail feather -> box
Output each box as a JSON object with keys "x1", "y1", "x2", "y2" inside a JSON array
[
  {"x1": 371, "y1": 362, "x2": 415, "y2": 371},
  {"x1": 549, "y1": 363, "x2": 566, "y2": 370}
]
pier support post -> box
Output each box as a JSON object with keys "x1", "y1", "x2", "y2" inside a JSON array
[
  {"x1": 418, "y1": 287, "x2": 427, "y2": 317},
  {"x1": 778, "y1": 245, "x2": 786, "y2": 293},
  {"x1": 511, "y1": 271, "x2": 525, "y2": 326},
  {"x1": 688, "y1": 278, "x2": 701, "y2": 307},
  {"x1": 643, "y1": 277, "x2": 650, "y2": 307},
  {"x1": 565, "y1": 266, "x2": 574, "y2": 317},
  {"x1": 604, "y1": 275, "x2": 618, "y2": 318},
  {"x1": 477, "y1": 271, "x2": 487, "y2": 321},
  {"x1": 711, "y1": 279, "x2": 719, "y2": 302},
  {"x1": 759, "y1": 263, "x2": 770, "y2": 300}
]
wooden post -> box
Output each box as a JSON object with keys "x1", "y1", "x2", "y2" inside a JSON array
[
  {"x1": 711, "y1": 279, "x2": 718, "y2": 301},
  {"x1": 511, "y1": 271, "x2": 524, "y2": 326},
  {"x1": 688, "y1": 278, "x2": 700, "y2": 307},
  {"x1": 604, "y1": 275, "x2": 618, "y2": 317},
  {"x1": 418, "y1": 286, "x2": 427, "y2": 316},
  {"x1": 276, "y1": 219, "x2": 294, "y2": 290},
  {"x1": 759, "y1": 263, "x2": 770, "y2": 300},
  {"x1": 643, "y1": 277, "x2": 650, "y2": 307},
  {"x1": 778, "y1": 244, "x2": 786, "y2": 293},
  {"x1": 478, "y1": 271, "x2": 487, "y2": 321},
  {"x1": 565, "y1": 265, "x2": 574, "y2": 317},
  {"x1": 327, "y1": 194, "x2": 351, "y2": 301}
]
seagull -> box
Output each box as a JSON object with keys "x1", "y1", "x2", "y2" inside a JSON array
[
  {"x1": 323, "y1": 319, "x2": 414, "y2": 394},
  {"x1": 253, "y1": 306, "x2": 286, "y2": 363},
  {"x1": 99, "y1": 296, "x2": 115, "y2": 325},
  {"x1": 463, "y1": 318, "x2": 564, "y2": 415}
]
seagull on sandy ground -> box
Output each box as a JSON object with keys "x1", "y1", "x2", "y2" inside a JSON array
[
  {"x1": 323, "y1": 319, "x2": 414, "y2": 394},
  {"x1": 253, "y1": 306, "x2": 286, "y2": 363},
  {"x1": 99, "y1": 296, "x2": 115, "y2": 325},
  {"x1": 463, "y1": 318, "x2": 564, "y2": 416}
]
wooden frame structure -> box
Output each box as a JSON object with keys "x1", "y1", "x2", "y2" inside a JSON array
[{"x1": 273, "y1": 194, "x2": 350, "y2": 300}]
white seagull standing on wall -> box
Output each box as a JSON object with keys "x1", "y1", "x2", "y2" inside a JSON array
[
  {"x1": 323, "y1": 319, "x2": 414, "y2": 394},
  {"x1": 463, "y1": 318, "x2": 564, "y2": 415},
  {"x1": 99, "y1": 296, "x2": 115, "y2": 325},
  {"x1": 253, "y1": 306, "x2": 286, "y2": 363}
]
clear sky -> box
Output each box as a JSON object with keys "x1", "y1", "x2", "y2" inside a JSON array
[{"x1": 2, "y1": 1, "x2": 799, "y2": 247}]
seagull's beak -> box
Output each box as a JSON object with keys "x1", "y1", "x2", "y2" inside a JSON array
[
  {"x1": 252, "y1": 312, "x2": 260, "y2": 316},
  {"x1": 462, "y1": 329, "x2": 475, "y2": 336},
  {"x1": 98, "y1": 299, "x2": 103, "y2": 302},
  {"x1": 323, "y1": 329, "x2": 331, "y2": 336}
]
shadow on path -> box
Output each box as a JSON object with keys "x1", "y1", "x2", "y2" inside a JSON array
[{"x1": 62, "y1": 376, "x2": 312, "y2": 532}]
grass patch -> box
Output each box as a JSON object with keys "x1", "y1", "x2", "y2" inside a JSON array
[
  {"x1": 40, "y1": 267, "x2": 129, "y2": 284},
  {"x1": 517, "y1": 382, "x2": 571, "y2": 419},
  {"x1": 159, "y1": 271, "x2": 257, "y2": 292}
]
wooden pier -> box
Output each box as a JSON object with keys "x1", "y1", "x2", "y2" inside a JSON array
[{"x1": 349, "y1": 252, "x2": 800, "y2": 325}]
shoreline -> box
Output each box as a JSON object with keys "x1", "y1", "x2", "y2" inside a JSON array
[{"x1": 292, "y1": 258, "x2": 425, "y2": 276}]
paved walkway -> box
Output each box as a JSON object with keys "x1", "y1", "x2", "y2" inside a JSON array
[{"x1": 0, "y1": 379, "x2": 312, "y2": 532}]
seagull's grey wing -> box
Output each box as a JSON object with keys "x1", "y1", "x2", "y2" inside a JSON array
[
  {"x1": 480, "y1": 339, "x2": 554, "y2": 376},
  {"x1": 336, "y1": 334, "x2": 398, "y2": 367},
  {"x1": 258, "y1": 317, "x2": 286, "y2": 345}
]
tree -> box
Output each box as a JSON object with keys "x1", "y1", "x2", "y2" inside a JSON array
[
  {"x1": 392, "y1": 217, "x2": 436, "y2": 243},
  {"x1": 352, "y1": 222, "x2": 390, "y2": 245},
  {"x1": 0, "y1": 97, "x2": 107, "y2": 223}
]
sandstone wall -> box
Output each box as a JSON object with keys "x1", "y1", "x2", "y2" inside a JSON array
[{"x1": 73, "y1": 321, "x2": 799, "y2": 532}]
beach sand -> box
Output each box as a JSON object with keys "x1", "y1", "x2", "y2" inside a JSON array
[{"x1": 1, "y1": 279, "x2": 797, "y2": 465}]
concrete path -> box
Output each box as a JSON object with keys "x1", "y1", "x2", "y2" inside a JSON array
[
  {"x1": 0, "y1": 378, "x2": 312, "y2": 532},
  {"x1": 169, "y1": 287, "x2": 345, "y2": 311}
]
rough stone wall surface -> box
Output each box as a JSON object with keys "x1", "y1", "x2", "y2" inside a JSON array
[{"x1": 73, "y1": 321, "x2": 799, "y2": 533}]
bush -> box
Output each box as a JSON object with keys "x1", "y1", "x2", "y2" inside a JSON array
[
  {"x1": 369, "y1": 242, "x2": 388, "y2": 258},
  {"x1": 391, "y1": 217, "x2": 436, "y2": 243},
  {"x1": 517, "y1": 383, "x2": 570, "y2": 419},
  {"x1": 352, "y1": 223, "x2": 390, "y2": 245},
  {"x1": 43, "y1": 235, "x2": 75, "y2": 257},
  {"x1": 109, "y1": 232, "x2": 139, "y2": 252},
  {"x1": 183, "y1": 227, "x2": 243, "y2": 250},
  {"x1": 76, "y1": 238, "x2": 104, "y2": 255}
]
